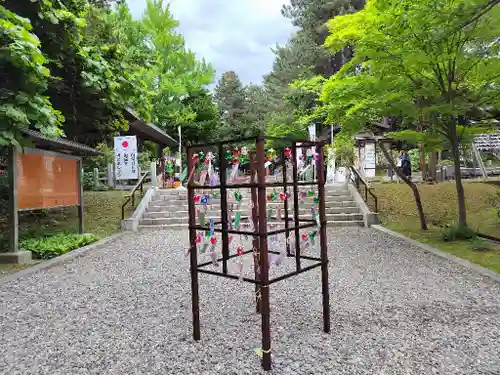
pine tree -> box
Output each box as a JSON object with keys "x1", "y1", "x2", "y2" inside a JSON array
[{"x1": 214, "y1": 71, "x2": 249, "y2": 139}]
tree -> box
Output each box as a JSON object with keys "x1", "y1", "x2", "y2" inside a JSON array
[
  {"x1": 175, "y1": 89, "x2": 221, "y2": 144},
  {"x1": 138, "y1": 0, "x2": 215, "y2": 136},
  {"x1": 3, "y1": 0, "x2": 150, "y2": 146},
  {"x1": 314, "y1": 0, "x2": 500, "y2": 227},
  {"x1": 0, "y1": 4, "x2": 64, "y2": 147},
  {"x1": 282, "y1": 0, "x2": 366, "y2": 77},
  {"x1": 214, "y1": 71, "x2": 249, "y2": 139}
]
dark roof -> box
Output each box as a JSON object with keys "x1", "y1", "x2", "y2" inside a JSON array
[
  {"x1": 21, "y1": 129, "x2": 103, "y2": 156},
  {"x1": 317, "y1": 125, "x2": 342, "y2": 142},
  {"x1": 124, "y1": 108, "x2": 178, "y2": 147}
]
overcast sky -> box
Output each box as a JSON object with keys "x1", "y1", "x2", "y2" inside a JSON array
[{"x1": 126, "y1": 0, "x2": 295, "y2": 86}]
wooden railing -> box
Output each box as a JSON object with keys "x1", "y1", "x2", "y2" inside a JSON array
[
  {"x1": 121, "y1": 171, "x2": 149, "y2": 220},
  {"x1": 349, "y1": 166, "x2": 378, "y2": 212}
]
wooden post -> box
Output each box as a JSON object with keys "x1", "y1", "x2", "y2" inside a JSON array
[
  {"x1": 291, "y1": 143, "x2": 301, "y2": 271},
  {"x1": 78, "y1": 159, "x2": 84, "y2": 234},
  {"x1": 256, "y1": 137, "x2": 272, "y2": 371},
  {"x1": 107, "y1": 163, "x2": 114, "y2": 188},
  {"x1": 219, "y1": 143, "x2": 230, "y2": 274},
  {"x1": 187, "y1": 146, "x2": 201, "y2": 341},
  {"x1": 316, "y1": 142, "x2": 331, "y2": 334},
  {"x1": 8, "y1": 146, "x2": 18, "y2": 252},
  {"x1": 150, "y1": 161, "x2": 157, "y2": 188},
  {"x1": 249, "y1": 152, "x2": 260, "y2": 313},
  {"x1": 282, "y1": 149, "x2": 291, "y2": 256},
  {"x1": 93, "y1": 167, "x2": 99, "y2": 189}
]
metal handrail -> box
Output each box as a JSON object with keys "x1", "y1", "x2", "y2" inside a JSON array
[
  {"x1": 348, "y1": 166, "x2": 378, "y2": 212},
  {"x1": 121, "y1": 172, "x2": 149, "y2": 220}
]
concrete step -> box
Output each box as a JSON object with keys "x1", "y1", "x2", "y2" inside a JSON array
[
  {"x1": 146, "y1": 200, "x2": 357, "y2": 212},
  {"x1": 147, "y1": 204, "x2": 188, "y2": 212},
  {"x1": 143, "y1": 205, "x2": 360, "y2": 220},
  {"x1": 325, "y1": 213, "x2": 363, "y2": 222},
  {"x1": 140, "y1": 217, "x2": 212, "y2": 225},
  {"x1": 325, "y1": 206, "x2": 359, "y2": 214},
  {"x1": 138, "y1": 224, "x2": 185, "y2": 231},
  {"x1": 138, "y1": 220, "x2": 365, "y2": 231},
  {"x1": 326, "y1": 220, "x2": 364, "y2": 227}
]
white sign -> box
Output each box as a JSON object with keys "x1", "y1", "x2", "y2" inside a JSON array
[
  {"x1": 308, "y1": 124, "x2": 316, "y2": 141},
  {"x1": 364, "y1": 142, "x2": 376, "y2": 178},
  {"x1": 114, "y1": 136, "x2": 138, "y2": 180}
]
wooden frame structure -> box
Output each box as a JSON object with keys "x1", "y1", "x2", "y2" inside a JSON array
[
  {"x1": 186, "y1": 135, "x2": 330, "y2": 371},
  {"x1": 1, "y1": 130, "x2": 102, "y2": 263}
]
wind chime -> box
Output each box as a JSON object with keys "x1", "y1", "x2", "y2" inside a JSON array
[{"x1": 191, "y1": 150, "x2": 220, "y2": 263}]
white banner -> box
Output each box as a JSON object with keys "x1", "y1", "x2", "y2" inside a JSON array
[
  {"x1": 114, "y1": 136, "x2": 138, "y2": 180},
  {"x1": 308, "y1": 124, "x2": 316, "y2": 141}
]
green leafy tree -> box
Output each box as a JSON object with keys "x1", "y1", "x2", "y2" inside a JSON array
[
  {"x1": 3, "y1": 0, "x2": 150, "y2": 146},
  {"x1": 176, "y1": 89, "x2": 221, "y2": 144},
  {"x1": 137, "y1": 0, "x2": 215, "y2": 136},
  {"x1": 316, "y1": 0, "x2": 500, "y2": 227},
  {"x1": 0, "y1": 4, "x2": 64, "y2": 147}
]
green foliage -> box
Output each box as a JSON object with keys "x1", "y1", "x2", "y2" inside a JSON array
[
  {"x1": 469, "y1": 237, "x2": 492, "y2": 252},
  {"x1": 0, "y1": 4, "x2": 64, "y2": 147},
  {"x1": 178, "y1": 89, "x2": 221, "y2": 144},
  {"x1": 407, "y1": 149, "x2": 426, "y2": 172},
  {"x1": 214, "y1": 71, "x2": 249, "y2": 139},
  {"x1": 1, "y1": 0, "x2": 218, "y2": 147},
  {"x1": 82, "y1": 171, "x2": 108, "y2": 191},
  {"x1": 83, "y1": 142, "x2": 114, "y2": 170},
  {"x1": 333, "y1": 131, "x2": 355, "y2": 167},
  {"x1": 441, "y1": 223, "x2": 477, "y2": 241},
  {"x1": 20, "y1": 232, "x2": 99, "y2": 259},
  {"x1": 301, "y1": 0, "x2": 500, "y2": 226}
]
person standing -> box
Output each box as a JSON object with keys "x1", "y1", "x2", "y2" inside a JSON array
[{"x1": 400, "y1": 151, "x2": 412, "y2": 179}]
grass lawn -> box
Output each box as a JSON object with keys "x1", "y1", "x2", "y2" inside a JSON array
[
  {"x1": 0, "y1": 190, "x2": 134, "y2": 276},
  {"x1": 372, "y1": 181, "x2": 500, "y2": 273}
]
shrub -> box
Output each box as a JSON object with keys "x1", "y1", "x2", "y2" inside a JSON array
[
  {"x1": 20, "y1": 233, "x2": 99, "y2": 259},
  {"x1": 82, "y1": 171, "x2": 109, "y2": 191},
  {"x1": 441, "y1": 223, "x2": 477, "y2": 242},
  {"x1": 469, "y1": 238, "x2": 492, "y2": 252}
]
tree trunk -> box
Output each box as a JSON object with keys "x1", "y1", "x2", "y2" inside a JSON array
[
  {"x1": 379, "y1": 142, "x2": 428, "y2": 230},
  {"x1": 448, "y1": 122, "x2": 467, "y2": 226},
  {"x1": 420, "y1": 150, "x2": 427, "y2": 180},
  {"x1": 428, "y1": 152, "x2": 437, "y2": 182},
  {"x1": 417, "y1": 123, "x2": 427, "y2": 181}
]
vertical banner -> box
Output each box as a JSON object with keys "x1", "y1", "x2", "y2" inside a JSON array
[
  {"x1": 308, "y1": 123, "x2": 316, "y2": 141},
  {"x1": 364, "y1": 142, "x2": 376, "y2": 178},
  {"x1": 308, "y1": 123, "x2": 316, "y2": 180},
  {"x1": 114, "y1": 136, "x2": 138, "y2": 180}
]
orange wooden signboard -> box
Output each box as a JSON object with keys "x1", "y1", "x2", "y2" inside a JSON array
[{"x1": 16, "y1": 151, "x2": 79, "y2": 210}]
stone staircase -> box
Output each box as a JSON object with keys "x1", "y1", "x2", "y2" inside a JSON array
[{"x1": 138, "y1": 184, "x2": 364, "y2": 231}]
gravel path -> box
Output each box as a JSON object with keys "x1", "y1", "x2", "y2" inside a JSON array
[{"x1": 1, "y1": 227, "x2": 500, "y2": 375}]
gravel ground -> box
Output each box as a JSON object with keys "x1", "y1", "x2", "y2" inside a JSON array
[{"x1": 1, "y1": 227, "x2": 500, "y2": 375}]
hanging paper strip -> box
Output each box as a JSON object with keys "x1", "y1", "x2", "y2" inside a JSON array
[
  {"x1": 234, "y1": 211, "x2": 241, "y2": 229},
  {"x1": 288, "y1": 238, "x2": 296, "y2": 255},
  {"x1": 188, "y1": 154, "x2": 199, "y2": 183},
  {"x1": 209, "y1": 236, "x2": 217, "y2": 265},
  {"x1": 201, "y1": 232, "x2": 209, "y2": 253},
  {"x1": 237, "y1": 245, "x2": 244, "y2": 280},
  {"x1": 199, "y1": 212, "x2": 206, "y2": 227},
  {"x1": 229, "y1": 162, "x2": 239, "y2": 182},
  {"x1": 199, "y1": 170, "x2": 207, "y2": 186},
  {"x1": 209, "y1": 217, "x2": 215, "y2": 236}
]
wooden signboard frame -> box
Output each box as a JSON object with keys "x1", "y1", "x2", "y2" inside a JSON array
[{"x1": 8, "y1": 147, "x2": 84, "y2": 253}]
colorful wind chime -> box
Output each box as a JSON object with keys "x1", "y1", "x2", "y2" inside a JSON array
[{"x1": 225, "y1": 147, "x2": 249, "y2": 182}]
